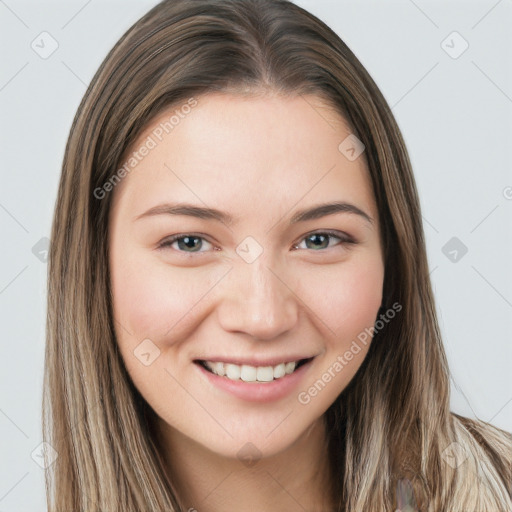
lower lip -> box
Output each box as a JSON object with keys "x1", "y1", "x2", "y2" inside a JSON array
[{"x1": 195, "y1": 360, "x2": 314, "y2": 403}]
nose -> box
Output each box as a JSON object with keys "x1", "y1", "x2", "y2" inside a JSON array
[{"x1": 216, "y1": 257, "x2": 299, "y2": 341}]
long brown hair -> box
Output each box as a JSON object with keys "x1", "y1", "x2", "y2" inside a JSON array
[{"x1": 43, "y1": 0, "x2": 512, "y2": 510}]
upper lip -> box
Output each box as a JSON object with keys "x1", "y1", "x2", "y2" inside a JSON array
[{"x1": 194, "y1": 355, "x2": 315, "y2": 367}]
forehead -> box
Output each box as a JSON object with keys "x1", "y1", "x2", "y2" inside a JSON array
[{"x1": 110, "y1": 92, "x2": 377, "y2": 227}]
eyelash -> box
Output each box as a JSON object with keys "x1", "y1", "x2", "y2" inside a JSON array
[{"x1": 157, "y1": 230, "x2": 357, "y2": 254}]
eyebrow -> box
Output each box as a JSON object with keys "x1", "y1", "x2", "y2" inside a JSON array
[{"x1": 134, "y1": 201, "x2": 374, "y2": 226}]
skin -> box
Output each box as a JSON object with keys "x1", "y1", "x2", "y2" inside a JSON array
[{"x1": 109, "y1": 92, "x2": 385, "y2": 511}]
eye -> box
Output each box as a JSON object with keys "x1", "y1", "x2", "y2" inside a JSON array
[
  {"x1": 158, "y1": 234, "x2": 214, "y2": 253},
  {"x1": 158, "y1": 230, "x2": 356, "y2": 255},
  {"x1": 292, "y1": 230, "x2": 356, "y2": 251}
]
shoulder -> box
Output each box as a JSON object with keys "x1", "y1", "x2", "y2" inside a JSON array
[
  {"x1": 453, "y1": 412, "x2": 512, "y2": 460},
  {"x1": 449, "y1": 412, "x2": 511, "y2": 506}
]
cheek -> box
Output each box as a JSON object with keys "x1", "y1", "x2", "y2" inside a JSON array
[
  {"x1": 293, "y1": 257, "x2": 384, "y2": 410},
  {"x1": 110, "y1": 252, "x2": 218, "y2": 345},
  {"x1": 297, "y1": 255, "x2": 383, "y2": 395},
  {"x1": 305, "y1": 256, "x2": 383, "y2": 340}
]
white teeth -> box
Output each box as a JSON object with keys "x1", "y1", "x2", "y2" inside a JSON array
[
  {"x1": 273, "y1": 363, "x2": 285, "y2": 379},
  {"x1": 240, "y1": 365, "x2": 257, "y2": 382},
  {"x1": 256, "y1": 366, "x2": 274, "y2": 382},
  {"x1": 285, "y1": 362, "x2": 296, "y2": 375},
  {"x1": 202, "y1": 360, "x2": 302, "y2": 382},
  {"x1": 211, "y1": 361, "x2": 225, "y2": 377},
  {"x1": 225, "y1": 363, "x2": 241, "y2": 380}
]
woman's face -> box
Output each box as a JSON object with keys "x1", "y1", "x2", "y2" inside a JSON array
[{"x1": 109, "y1": 92, "x2": 384, "y2": 460}]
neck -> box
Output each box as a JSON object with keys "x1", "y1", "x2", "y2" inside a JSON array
[{"x1": 154, "y1": 416, "x2": 335, "y2": 512}]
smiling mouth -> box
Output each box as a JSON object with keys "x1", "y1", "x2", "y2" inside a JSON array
[{"x1": 195, "y1": 358, "x2": 313, "y2": 383}]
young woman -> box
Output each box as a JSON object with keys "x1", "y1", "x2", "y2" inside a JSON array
[{"x1": 43, "y1": 0, "x2": 512, "y2": 510}]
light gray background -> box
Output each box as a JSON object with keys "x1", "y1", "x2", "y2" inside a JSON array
[{"x1": 1, "y1": 0, "x2": 511, "y2": 510}]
